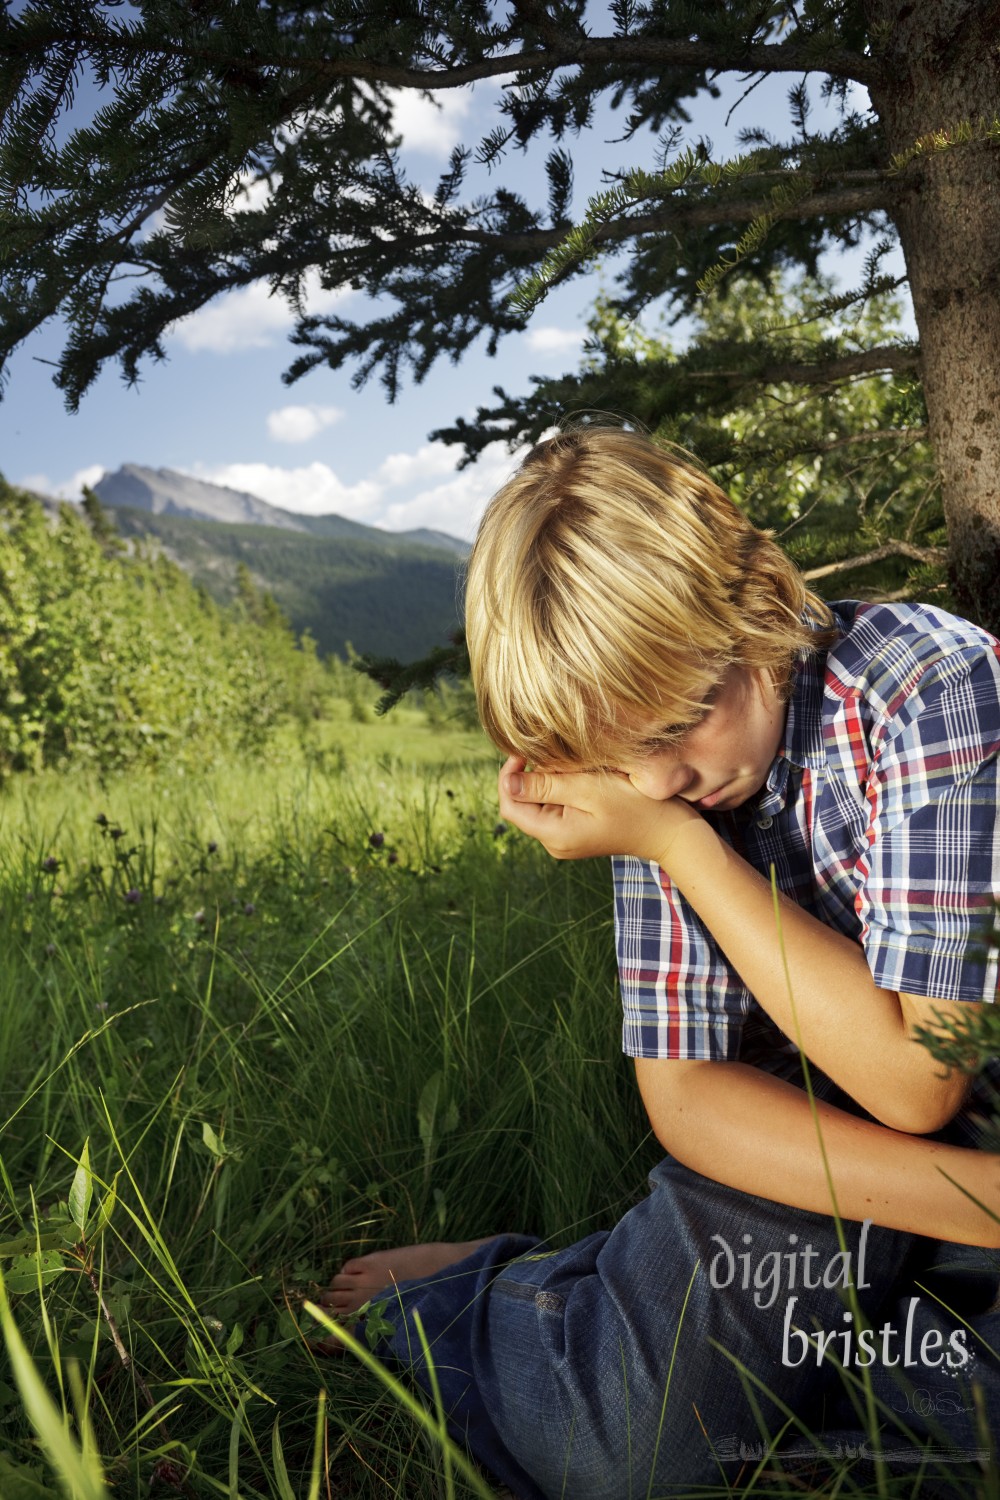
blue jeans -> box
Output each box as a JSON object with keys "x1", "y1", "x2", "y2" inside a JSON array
[{"x1": 362, "y1": 1154, "x2": 1000, "y2": 1498}]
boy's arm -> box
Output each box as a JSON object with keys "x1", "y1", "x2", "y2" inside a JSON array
[
  {"x1": 634, "y1": 1055, "x2": 1000, "y2": 1247},
  {"x1": 503, "y1": 768, "x2": 989, "y2": 1128},
  {"x1": 501, "y1": 764, "x2": 978, "y2": 1134},
  {"x1": 654, "y1": 813, "x2": 976, "y2": 1134}
]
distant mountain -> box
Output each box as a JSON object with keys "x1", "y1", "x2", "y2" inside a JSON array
[
  {"x1": 94, "y1": 464, "x2": 470, "y2": 556},
  {"x1": 96, "y1": 463, "x2": 307, "y2": 530},
  {"x1": 83, "y1": 462, "x2": 472, "y2": 659}
]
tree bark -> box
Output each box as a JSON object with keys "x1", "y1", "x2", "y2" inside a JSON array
[{"x1": 867, "y1": 0, "x2": 1000, "y2": 634}]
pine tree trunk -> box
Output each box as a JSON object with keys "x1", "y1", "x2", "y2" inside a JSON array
[{"x1": 866, "y1": 0, "x2": 1000, "y2": 635}]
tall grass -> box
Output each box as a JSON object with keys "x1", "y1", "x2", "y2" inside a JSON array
[
  {"x1": 0, "y1": 733, "x2": 650, "y2": 1496},
  {"x1": 0, "y1": 727, "x2": 996, "y2": 1497}
]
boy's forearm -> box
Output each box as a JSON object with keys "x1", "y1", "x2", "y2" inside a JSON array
[
  {"x1": 635, "y1": 1057, "x2": 1000, "y2": 1248},
  {"x1": 660, "y1": 818, "x2": 970, "y2": 1132}
]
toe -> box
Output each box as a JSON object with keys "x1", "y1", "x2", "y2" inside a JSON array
[{"x1": 336, "y1": 1257, "x2": 371, "y2": 1277}]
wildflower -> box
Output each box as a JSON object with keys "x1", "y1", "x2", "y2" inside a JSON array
[
  {"x1": 41, "y1": 855, "x2": 60, "y2": 873},
  {"x1": 95, "y1": 812, "x2": 108, "y2": 828},
  {"x1": 192, "y1": 909, "x2": 206, "y2": 925},
  {"x1": 388, "y1": 850, "x2": 399, "y2": 866},
  {"x1": 368, "y1": 831, "x2": 385, "y2": 849},
  {"x1": 493, "y1": 822, "x2": 508, "y2": 839},
  {"x1": 110, "y1": 826, "x2": 125, "y2": 841},
  {"x1": 243, "y1": 902, "x2": 256, "y2": 917},
  {"x1": 44, "y1": 943, "x2": 56, "y2": 957},
  {"x1": 123, "y1": 888, "x2": 142, "y2": 904},
  {"x1": 207, "y1": 841, "x2": 218, "y2": 854}
]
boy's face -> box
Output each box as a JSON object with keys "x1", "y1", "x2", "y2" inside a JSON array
[{"x1": 609, "y1": 666, "x2": 787, "y2": 813}]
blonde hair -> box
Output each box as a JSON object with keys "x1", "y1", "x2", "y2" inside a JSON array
[{"x1": 465, "y1": 425, "x2": 836, "y2": 766}]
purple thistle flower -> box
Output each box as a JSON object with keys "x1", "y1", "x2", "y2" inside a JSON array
[
  {"x1": 123, "y1": 888, "x2": 142, "y2": 904},
  {"x1": 368, "y1": 831, "x2": 385, "y2": 849},
  {"x1": 41, "y1": 856, "x2": 59, "y2": 873}
]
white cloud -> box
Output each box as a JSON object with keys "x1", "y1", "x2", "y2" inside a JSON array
[
  {"x1": 20, "y1": 464, "x2": 107, "y2": 501},
  {"x1": 184, "y1": 437, "x2": 522, "y2": 539},
  {"x1": 185, "y1": 460, "x2": 382, "y2": 521},
  {"x1": 71, "y1": 464, "x2": 108, "y2": 498},
  {"x1": 267, "y1": 404, "x2": 345, "y2": 443},
  {"x1": 526, "y1": 325, "x2": 585, "y2": 356},
  {"x1": 379, "y1": 441, "x2": 526, "y2": 541},
  {"x1": 375, "y1": 443, "x2": 460, "y2": 488},
  {"x1": 389, "y1": 87, "x2": 473, "y2": 157},
  {"x1": 169, "y1": 271, "x2": 352, "y2": 355},
  {"x1": 232, "y1": 172, "x2": 273, "y2": 214},
  {"x1": 171, "y1": 282, "x2": 294, "y2": 354},
  {"x1": 17, "y1": 471, "x2": 53, "y2": 495}
]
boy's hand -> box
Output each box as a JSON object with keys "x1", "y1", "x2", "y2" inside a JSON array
[{"x1": 498, "y1": 755, "x2": 705, "y2": 867}]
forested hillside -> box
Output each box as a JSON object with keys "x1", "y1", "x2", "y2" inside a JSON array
[
  {"x1": 0, "y1": 480, "x2": 329, "y2": 776},
  {"x1": 106, "y1": 505, "x2": 464, "y2": 660}
]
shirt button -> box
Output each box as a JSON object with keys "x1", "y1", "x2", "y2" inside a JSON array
[{"x1": 757, "y1": 814, "x2": 773, "y2": 830}]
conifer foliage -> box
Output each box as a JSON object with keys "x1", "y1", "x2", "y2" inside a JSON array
[{"x1": 2, "y1": 1, "x2": 999, "y2": 627}]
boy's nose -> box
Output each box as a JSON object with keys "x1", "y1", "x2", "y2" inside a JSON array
[{"x1": 626, "y1": 760, "x2": 694, "y2": 801}]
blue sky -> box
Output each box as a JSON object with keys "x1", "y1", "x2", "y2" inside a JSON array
[{"x1": 1, "y1": 59, "x2": 901, "y2": 542}]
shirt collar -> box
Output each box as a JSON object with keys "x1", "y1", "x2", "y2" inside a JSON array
[{"x1": 759, "y1": 605, "x2": 852, "y2": 807}]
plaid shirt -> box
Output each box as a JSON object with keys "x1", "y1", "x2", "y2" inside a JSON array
[{"x1": 613, "y1": 602, "x2": 1000, "y2": 1088}]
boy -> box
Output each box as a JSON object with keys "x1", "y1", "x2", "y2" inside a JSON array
[{"x1": 322, "y1": 427, "x2": 1000, "y2": 1498}]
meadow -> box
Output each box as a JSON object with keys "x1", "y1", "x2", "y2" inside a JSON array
[
  {"x1": 0, "y1": 698, "x2": 655, "y2": 1499},
  {"x1": 0, "y1": 696, "x2": 996, "y2": 1499}
]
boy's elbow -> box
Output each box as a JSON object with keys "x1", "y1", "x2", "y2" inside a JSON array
[
  {"x1": 883, "y1": 992, "x2": 979, "y2": 1134},
  {"x1": 868, "y1": 1070, "x2": 972, "y2": 1136}
]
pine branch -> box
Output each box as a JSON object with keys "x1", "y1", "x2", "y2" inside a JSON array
[
  {"x1": 461, "y1": 182, "x2": 891, "y2": 258},
  {"x1": 802, "y1": 540, "x2": 946, "y2": 583},
  {"x1": 0, "y1": 6, "x2": 904, "y2": 407},
  {"x1": 702, "y1": 343, "x2": 921, "y2": 388},
  {"x1": 354, "y1": 635, "x2": 470, "y2": 716},
  {"x1": 796, "y1": 425, "x2": 928, "y2": 455},
  {"x1": 2, "y1": 25, "x2": 881, "y2": 93},
  {"x1": 509, "y1": 166, "x2": 892, "y2": 311}
]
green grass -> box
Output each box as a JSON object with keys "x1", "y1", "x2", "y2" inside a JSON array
[
  {"x1": 0, "y1": 713, "x2": 649, "y2": 1497},
  {"x1": 0, "y1": 711, "x2": 996, "y2": 1498}
]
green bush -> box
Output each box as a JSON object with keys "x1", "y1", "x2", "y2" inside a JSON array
[{"x1": 0, "y1": 482, "x2": 331, "y2": 776}]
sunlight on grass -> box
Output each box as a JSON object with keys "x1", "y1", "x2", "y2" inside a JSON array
[
  {"x1": 0, "y1": 712, "x2": 627, "y2": 1495},
  {"x1": 0, "y1": 714, "x2": 995, "y2": 1496}
]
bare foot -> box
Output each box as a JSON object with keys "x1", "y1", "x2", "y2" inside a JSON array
[{"x1": 317, "y1": 1238, "x2": 498, "y2": 1321}]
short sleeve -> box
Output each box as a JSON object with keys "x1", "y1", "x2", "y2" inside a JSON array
[
  {"x1": 855, "y1": 641, "x2": 1000, "y2": 1004},
  {"x1": 613, "y1": 853, "x2": 750, "y2": 1059}
]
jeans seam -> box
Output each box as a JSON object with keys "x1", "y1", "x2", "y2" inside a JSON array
[{"x1": 493, "y1": 1277, "x2": 566, "y2": 1313}]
